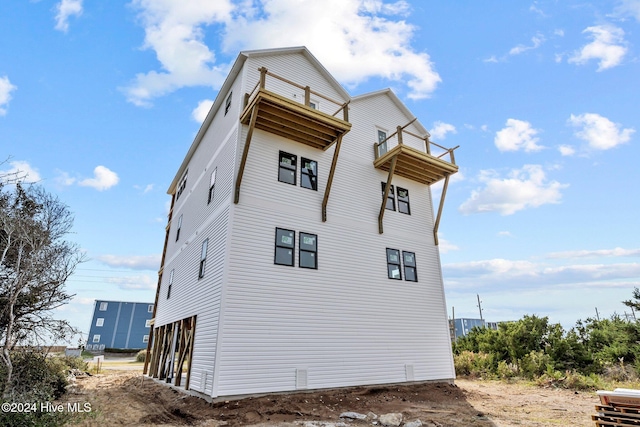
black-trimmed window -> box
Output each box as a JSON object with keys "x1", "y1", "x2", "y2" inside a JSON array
[
  {"x1": 176, "y1": 214, "x2": 183, "y2": 241},
  {"x1": 299, "y1": 232, "x2": 317, "y2": 269},
  {"x1": 386, "y1": 248, "x2": 402, "y2": 280},
  {"x1": 278, "y1": 151, "x2": 297, "y2": 185},
  {"x1": 397, "y1": 187, "x2": 410, "y2": 215},
  {"x1": 301, "y1": 158, "x2": 317, "y2": 191},
  {"x1": 198, "y1": 239, "x2": 208, "y2": 278},
  {"x1": 274, "y1": 228, "x2": 295, "y2": 266},
  {"x1": 176, "y1": 171, "x2": 188, "y2": 200},
  {"x1": 225, "y1": 92, "x2": 232, "y2": 115},
  {"x1": 208, "y1": 168, "x2": 217, "y2": 204},
  {"x1": 377, "y1": 129, "x2": 388, "y2": 156},
  {"x1": 381, "y1": 182, "x2": 395, "y2": 211},
  {"x1": 403, "y1": 251, "x2": 417, "y2": 281},
  {"x1": 167, "y1": 269, "x2": 174, "y2": 299}
]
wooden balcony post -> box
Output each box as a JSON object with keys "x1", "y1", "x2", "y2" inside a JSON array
[
  {"x1": 304, "y1": 86, "x2": 311, "y2": 106},
  {"x1": 397, "y1": 126, "x2": 403, "y2": 145},
  {"x1": 343, "y1": 102, "x2": 349, "y2": 122},
  {"x1": 425, "y1": 138, "x2": 431, "y2": 155},
  {"x1": 259, "y1": 67, "x2": 267, "y2": 89}
]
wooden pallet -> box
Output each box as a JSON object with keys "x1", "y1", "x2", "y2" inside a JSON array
[{"x1": 594, "y1": 404, "x2": 640, "y2": 426}]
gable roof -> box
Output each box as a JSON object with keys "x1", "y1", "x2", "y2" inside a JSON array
[{"x1": 168, "y1": 46, "x2": 350, "y2": 193}]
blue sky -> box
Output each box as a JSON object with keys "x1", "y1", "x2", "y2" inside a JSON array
[{"x1": 1, "y1": 0, "x2": 639, "y2": 341}]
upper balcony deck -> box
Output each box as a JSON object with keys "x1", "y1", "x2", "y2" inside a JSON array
[
  {"x1": 373, "y1": 121, "x2": 459, "y2": 185},
  {"x1": 240, "y1": 67, "x2": 351, "y2": 151}
]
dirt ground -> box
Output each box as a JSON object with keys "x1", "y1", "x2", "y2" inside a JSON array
[{"x1": 61, "y1": 362, "x2": 597, "y2": 426}]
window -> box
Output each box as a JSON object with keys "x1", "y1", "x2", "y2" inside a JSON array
[
  {"x1": 207, "y1": 168, "x2": 217, "y2": 204},
  {"x1": 148, "y1": 304, "x2": 153, "y2": 313},
  {"x1": 199, "y1": 239, "x2": 209, "y2": 278},
  {"x1": 225, "y1": 92, "x2": 232, "y2": 116},
  {"x1": 176, "y1": 171, "x2": 188, "y2": 200},
  {"x1": 299, "y1": 232, "x2": 317, "y2": 269},
  {"x1": 96, "y1": 318, "x2": 104, "y2": 327},
  {"x1": 93, "y1": 335, "x2": 101, "y2": 343},
  {"x1": 377, "y1": 129, "x2": 388, "y2": 156},
  {"x1": 274, "y1": 228, "x2": 295, "y2": 266},
  {"x1": 99, "y1": 302, "x2": 108, "y2": 311},
  {"x1": 397, "y1": 187, "x2": 410, "y2": 215},
  {"x1": 403, "y1": 251, "x2": 417, "y2": 282},
  {"x1": 278, "y1": 151, "x2": 297, "y2": 185},
  {"x1": 386, "y1": 248, "x2": 402, "y2": 280},
  {"x1": 381, "y1": 182, "x2": 395, "y2": 211},
  {"x1": 167, "y1": 269, "x2": 174, "y2": 299},
  {"x1": 309, "y1": 101, "x2": 316, "y2": 109},
  {"x1": 145, "y1": 319, "x2": 152, "y2": 328},
  {"x1": 176, "y1": 214, "x2": 183, "y2": 241},
  {"x1": 300, "y1": 158, "x2": 317, "y2": 191},
  {"x1": 143, "y1": 335, "x2": 149, "y2": 343}
]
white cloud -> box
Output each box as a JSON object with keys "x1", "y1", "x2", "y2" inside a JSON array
[
  {"x1": 96, "y1": 254, "x2": 161, "y2": 270},
  {"x1": 0, "y1": 76, "x2": 17, "y2": 116},
  {"x1": 78, "y1": 166, "x2": 119, "y2": 191},
  {"x1": 127, "y1": 0, "x2": 440, "y2": 105},
  {"x1": 494, "y1": 119, "x2": 543, "y2": 152},
  {"x1": 54, "y1": 170, "x2": 76, "y2": 187},
  {"x1": 107, "y1": 274, "x2": 156, "y2": 290},
  {"x1": 134, "y1": 183, "x2": 154, "y2": 194},
  {"x1": 0, "y1": 160, "x2": 41, "y2": 183},
  {"x1": 613, "y1": 0, "x2": 640, "y2": 22},
  {"x1": 192, "y1": 99, "x2": 214, "y2": 123},
  {"x1": 568, "y1": 25, "x2": 627, "y2": 71},
  {"x1": 54, "y1": 0, "x2": 83, "y2": 33},
  {"x1": 483, "y1": 55, "x2": 499, "y2": 63},
  {"x1": 509, "y1": 33, "x2": 545, "y2": 55},
  {"x1": 547, "y1": 247, "x2": 640, "y2": 259},
  {"x1": 568, "y1": 113, "x2": 634, "y2": 151},
  {"x1": 429, "y1": 121, "x2": 456, "y2": 140},
  {"x1": 498, "y1": 231, "x2": 513, "y2": 237},
  {"x1": 554, "y1": 29, "x2": 565, "y2": 37},
  {"x1": 459, "y1": 165, "x2": 568, "y2": 215},
  {"x1": 558, "y1": 144, "x2": 576, "y2": 156},
  {"x1": 438, "y1": 238, "x2": 459, "y2": 254}
]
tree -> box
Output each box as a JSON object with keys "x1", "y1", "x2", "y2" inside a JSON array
[
  {"x1": 623, "y1": 287, "x2": 640, "y2": 313},
  {"x1": 0, "y1": 182, "x2": 84, "y2": 398}
]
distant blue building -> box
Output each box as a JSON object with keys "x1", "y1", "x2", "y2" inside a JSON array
[
  {"x1": 449, "y1": 318, "x2": 499, "y2": 340},
  {"x1": 86, "y1": 300, "x2": 154, "y2": 350}
]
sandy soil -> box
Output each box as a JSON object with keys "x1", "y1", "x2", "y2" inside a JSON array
[{"x1": 62, "y1": 364, "x2": 597, "y2": 426}]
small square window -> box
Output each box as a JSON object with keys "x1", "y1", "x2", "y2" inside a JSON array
[
  {"x1": 386, "y1": 248, "x2": 402, "y2": 280},
  {"x1": 274, "y1": 228, "x2": 295, "y2": 266},
  {"x1": 96, "y1": 318, "x2": 104, "y2": 327},
  {"x1": 299, "y1": 232, "x2": 317, "y2": 269},
  {"x1": 199, "y1": 239, "x2": 209, "y2": 278},
  {"x1": 93, "y1": 335, "x2": 101, "y2": 343},
  {"x1": 225, "y1": 92, "x2": 232, "y2": 116},
  {"x1": 381, "y1": 182, "x2": 395, "y2": 211},
  {"x1": 143, "y1": 335, "x2": 149, "y2": 343},
  {"x1": 309, "y1": 101, "x2": 317, "y2": 109},
  {"x1": 278, "y1": 151, "x2": 297, "y2": 185},
  {"x1": 147, "y1": 304, "x2": 153, "y2": 313},
  {"x1": 397, "y1": 187, "x2": 410, "y2": 215},
  {"x1": 301, "y1": 158, "x2": 317, "y2": 191},
  {"x1": 145, "y1": 319, "x2": 152, "y2": 328},
  {"x1": 99, "y1": 302, "x2": 108, "y2": 311},
  {"x1": 403, "y1": 251, "x2": 418, "y2": 282},
  {"x1": 377, "y1": 130, "x2": 388, "y2": 156}
]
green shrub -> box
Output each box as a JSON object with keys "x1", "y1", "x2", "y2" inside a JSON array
[
  {"x1": 496, "y1": 360, "x2": 517, "y2": 379},
  {"x1": 454, "y1": 351, "x2": 495, "y2": 377},
  {"x1": 520, "y1": 350, "x2": 552, "y2": 379},
  {"x1": 135, "y1": 350, "x2": 147, "y2": 363}
]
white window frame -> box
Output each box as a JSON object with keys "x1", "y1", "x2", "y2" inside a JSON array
[
  {"x1": 96, "y1": 318, "x2": 104, "y2": 327},
  {"x1": 147, "y1": 304, "x2": 153, "y2": 313},
  {"x1": 143, "y1": 335, "x2": 149, "y2": 343},
  {"x1": 199, "y1": 239, "x2": 209, "y2": 278},
  {"x1": 92, "y1": 335, "x2": 101, "y2": 343},
  {"x1": 145, "y1": 319, "x2": 151, "y2": 328},
  {"x1": 99, "y1": 302, "x2": 108, "y2": 311}
]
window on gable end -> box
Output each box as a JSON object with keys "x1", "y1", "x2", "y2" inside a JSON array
[
  {"x1": 377, "y1": 129, "x2": 388, "y2": 156},
  {"x1": 225, "y1": 91, "x2": 232, "y2": 116},
  {"x1": 176, "y1": 171, "x2": 188, "y2": 201},
  {"x1": 381, "y1": 182, "x2": 395, "y2": 211},
  {"x1": 208, "y1": 168, "x2": 217, "y2": 204},
  {"x1": 278, "y1": 151, "x2": 297, "y2": 185},
  {"x1": 301, "y1": 158, "x2": 317, "y2": 191}
]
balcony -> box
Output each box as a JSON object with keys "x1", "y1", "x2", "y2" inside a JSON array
[
  {"x1": 235, "y1": 67, "x2": 352, "y2": 222},
  {"x1": 374, "y1": 120, "x2": 459, "y2": 241}
]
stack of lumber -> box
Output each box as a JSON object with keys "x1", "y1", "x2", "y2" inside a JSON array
[{"x1": 593, "y1": 389, "x2": 640, "y2": 426}]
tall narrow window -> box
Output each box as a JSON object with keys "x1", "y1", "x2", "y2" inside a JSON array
[
  {"x1": 176, "y1": 214, "x2": 183, "y2": 241},
  {"x1": 274, "y1": 228, "x2": 295, "y2": 266},
  {"x1": 386, "y1": 248, "x2": 402, "y2": 280},
  {"x1": 397, "y1": 187, "x2": 410, "y2": 215},
  {"x1": 381, "y1": 182, "x2": 395, "y2": 211},
  {"x1": 208, "y1": 168, "x2": 217, "y2": 204},
  {"x1": 403, "y1": 251, "x2": 417, "y2": 282},
  {"x1": 199, "y1": 239, "x2": 209, "y2": 278},
  {"x1": 377, "y1": 129, "x2": 388, "y2": 156},
  {"x1": 96, "y1": 318, "x2": 104, "y2": 327},
  {"x1": 176, "y1": 171, "x2": 188, "y2": 200},
  {"x1": 167, "y1": 269, "x2": 174, "y2": 299},
  {"x1": 278, "y1": 151, "x2": 297, "y2": 185},
  {"x1": 299, "y1": 232, "x2": 317, "y2": 269},
  {"x1": 301, "y1": 158, "x2": 317, "y2": 191},
  {"x1": 225, "y1": 92, "x2": 232, "y2": 115}
]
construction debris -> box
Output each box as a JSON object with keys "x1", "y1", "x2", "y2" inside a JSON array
[{"x1": 593, "y1": 389, "x2": 640, "y2": 426}]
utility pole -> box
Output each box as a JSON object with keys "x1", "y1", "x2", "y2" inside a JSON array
[
  {"x1": 595, "y1": 307, "x2": 600, "y2": 321},
  {"x1": 477, "y1": 294, "x2": 483, "y2": 321}
]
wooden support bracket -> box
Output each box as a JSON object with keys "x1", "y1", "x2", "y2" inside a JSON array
[
  {"x1": 322, "y1": 134, "x2": 343, "y2": 222},
  {"x1": 433, "y1": 174, "x2": 450, "y2": 246},
  {"x1": 234, "y1": 105, "x2": 259, "y2": 204},
  {"x1": 378, "y1": 155, "x2": 398, "y2": 234}
]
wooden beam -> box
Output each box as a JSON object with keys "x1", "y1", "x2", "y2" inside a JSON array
[
  {"x1": 234, "y1": 104, "x2": 259, "y2": 204},
  {"x1": 322, "y1": 134, "x2": 343, "y2": 222},
  {"x1": 185, "y1": 316, "x2": 196, "y2": 390},
  {"x1": 433, "y1": 174, "x2": 450, "y2": 246},
  {"x1": 378, "y1": 155, "x2": 397, "y2": 234}
]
